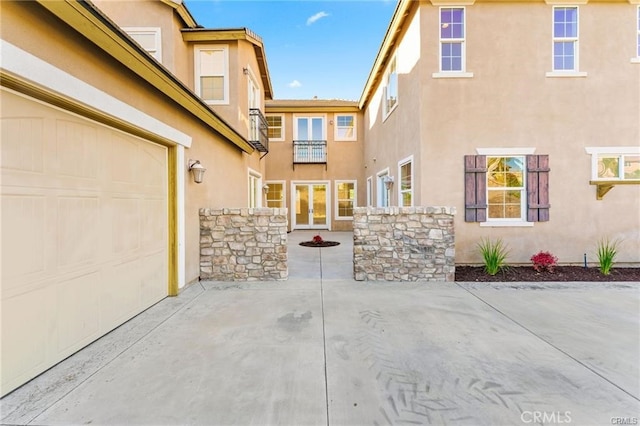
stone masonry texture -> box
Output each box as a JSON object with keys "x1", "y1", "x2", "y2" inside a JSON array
[
  {"x1": 199, "y1": 208, "x2": 288, "y2": 281},
  {"x1": 353, "y1": 206, "x2": 456, "y2": 281}
]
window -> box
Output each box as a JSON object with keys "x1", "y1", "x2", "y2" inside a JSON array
[
  {"x1": 585, "y1": 148, "x2": 640, "y2": 181},
  {"x1": 248, "y1": 170, "x2": 262, "y2": 208},
  {"x1": 336, "y1": 181, "x2": 356, "y2": 219},
  {"x1": 551, "y1": 7, "x2": 581, "y2": 73},
  {"x1": 366, "y1": 177, "x2": 373, "y2": 207},
  {"x1": 399, "y1": 157, "x2": 413, "y2": 207},
  {"x1": 124, "y1": 28, "x2": 162, "y2": 62},
  {"x1": 266, "y1": 115, "x2": 284, "y2": 141},
  {"x1": 383, "y1": 56, "x2": 398, "y2": 117},
  {"x1": 294, "y1": 117, "x2": 326, "y2": 163},
  {"x1": 334, "y1": 114, "x2": 356, "y2": 141},
  {"x1": 635, "y1": 7, "x2": 640, "y2": 62},
  {"x1": 439, "y1": 8, "x2": 465, "y2": 72},
  {"x1": 464, "y1": 153, "x2": 549, "y2": 225},
  {"x1": 195, "y1": 46, "x2": 228, "y2": 104},
  {"x1": 265, "y1": 182, "x2": 285, "y2": 208},
  {"x1": 377, "y1": 170, "x2": 390, "y2": 207}
]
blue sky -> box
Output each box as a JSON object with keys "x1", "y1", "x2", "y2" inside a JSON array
[{"x1": 185, "y1": 1, "x2": 398, "y2": 100}]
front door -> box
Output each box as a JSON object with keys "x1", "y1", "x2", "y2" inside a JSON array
[{"x1": 293, "y1": 183, "x2": 328, "y2": 229}]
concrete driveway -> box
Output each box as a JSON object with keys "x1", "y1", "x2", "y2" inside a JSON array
[{"x1": 2, "y1": 231, "x2": 638, "y2": 425}]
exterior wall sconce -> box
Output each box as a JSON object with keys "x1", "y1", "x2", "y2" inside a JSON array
[
  {"x1": 382, "y1": 175, "x2": 394, "y2": 191},
  {"x1": 262, "y1": 184, "x2": 270, "y2": 195},
  {"x1": 188, "y1": 160, "x2": 206, "y2": 184},
  {"x1": 242, "y1": 67, "x2": 249, "y2": 75}
]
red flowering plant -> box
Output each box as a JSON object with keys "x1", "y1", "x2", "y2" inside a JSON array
[
  {"x1": 530, "y1": 251, "x2": 558, "y2": 272},
  {"x1": 312, "y1": 235, "x2": 324, "y2": 244}
]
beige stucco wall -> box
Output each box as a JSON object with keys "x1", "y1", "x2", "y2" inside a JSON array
[
  {"x1": 1, "y1": 1, "x2": 261, "y2": 285},
  {"x1": 265, "y1": 105, "x2": 365, "y2": 231},
  {"x1": 364, "y1": 1, "x2": 640, "y2": 265}
]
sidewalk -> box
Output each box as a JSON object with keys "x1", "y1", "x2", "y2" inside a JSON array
[{"x1": 1, "y1": 231, "x2": 638, "y2": 425}]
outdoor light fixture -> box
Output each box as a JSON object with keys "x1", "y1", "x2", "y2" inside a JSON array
[
  {"x1": 242, "y1": 67, "x2": 249, "y2": 75},
  {"x1": 382, "y1": 175, "x2": 394, "y2": 191},
  {"x1": 188, "y1": 160, "x2": 206, "y2": 184},
  {"x1": 262, "y1": 184, "x2": 270, "y2": 194}
]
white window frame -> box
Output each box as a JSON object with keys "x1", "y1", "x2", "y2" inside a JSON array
[
  {"x1": 633, "y1": 6, "x2": 640, "y2": 64},
  {"x1": 294, "y1": 115, "x2": 326, "y2": 141},
  {"x1": 123, "y1": 27, "x2": 162, "y2": 62},
  {"x1": 398, "y1": 156, "x2": 414, "y2": 207},
  {"x1": 195, "y1": 45, "x2": 229, "y2": 105},
  {"x1": 477, "y1": 148, "x2": 535, "y2": 227},
  {"x1": 366, "y1": 176, "x2": 373, "y2": 207},
  {"x1": 248, "y1": 169, "x2": 262, "y2": 208},
  {"x1": 266, "y1": 114, "x2": 285, "y2": 142},
  {"x1": 335, "y1": 180, "x2": 357, "y2": 220},
  {"x1": 437, "y1": 7, "x2": 469, "y2": 75},
  {"x1": 377, "y1": 168, "x2": 391, "y2": 207},
  {"x1": 265, "y1": 180, "x2": 286, "y2": 208},
  {"x1": 382, "y1": 55, "x2": 398, "y2": 119},
  {"x1": 546, "y1": 6, "x2": 587, "y2": 77},
  {"x1": 585, "y1": 147, "x2": 640, "y2": 181},
  {"x1": 334, "y1": 114, "x2": 357, "y2": 141}
]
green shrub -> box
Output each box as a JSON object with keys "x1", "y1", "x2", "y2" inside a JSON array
[
  {"x1": 478, "y1": 238, "x2": 509, "y2": 276},
  {"x1": 596, "y1": 238, "x2": 619, "y2": 275}
]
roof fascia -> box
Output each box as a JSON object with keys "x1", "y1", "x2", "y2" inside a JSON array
[
  {"x1": 182, "y1": 29, "x2": 273, "y2": 99},
  {"x1": 35, "y1": 0, "x2": 253, "y2": 153},
  {"x1": 265, "y1": 105, "x2": 360, "y2": 114},
  {"x1": 160, "y1": 0, "x2": 198, "y2": 28},
  {"x1": 358, "y1": 0, "x2": 416, "y2": 110}
]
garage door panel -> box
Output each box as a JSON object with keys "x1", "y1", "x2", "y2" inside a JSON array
[
  {"x1": 111, "y1": 197, "x2": 141, "y2": 255},
  {"x1": 0, "y1": 117, "x2": 45, "y2": 174},
  {"x1": 1, "y1": 195, "x2": 46, "y2": 282},
  {"x1": 1, "y1": 90, "x2": 169, "y2": 396},
  {"x1": 55, "y1": 120, "x2": 99, "y2": 180},
  {"x1": 56, "y1": 271, "x2": 101, "y2": 353},
  {"x1": 57, "y1": 196, "x2": 100, "y2": 268},
  {"x1": 1, "y1": 285, "x2": 51, "y2": 390}
]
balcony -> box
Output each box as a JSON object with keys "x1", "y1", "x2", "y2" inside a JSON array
[
  {"x1": 293, "y1": 140, "x2": 327, "y2": 169},
  {"x1": 249, "y1": 108, "x2": 269, "y2": 154}
]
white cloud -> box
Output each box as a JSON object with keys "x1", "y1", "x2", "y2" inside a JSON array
[
  {"x1": 306, "y1": 11, "x2": 329, "y2": 26},
  {"x1": 288, "y1": 80, "x2": 302, "y2": 88}
]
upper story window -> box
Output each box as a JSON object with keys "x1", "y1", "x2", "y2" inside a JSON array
[
  {"x1": 334, "y1": 114, "x2": 356, "y2": 141},
  {"x1": 266, "y1": 115, "x2": 284, "y2": 141},
  {"x1": 195, "y1": 46, "x2": 229, "y2": 104},
  {"x1": 124, "y1": 27, "x2": 162, "y2": 62},
  {"x1": 295, "y1": 116, "x2": 325, "y2": 141},
  {"x1": 546, "y1": 6, "x2": 586, "y2": 77},
  {"x1": 439, "y1": 8, "x2": 465, "y2": 72},
  {"x1": 635, "y1": 7, "x2": 640, "y2": 62},
  {"x1": 383, "y1": 56, "x2": 398, "y2": 118}
]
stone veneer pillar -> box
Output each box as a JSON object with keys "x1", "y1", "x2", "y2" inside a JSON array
[
  {"x1": 353, "y1": 206, "x2": 456, "y2": 281},
  {"x1": 199, "y1": 208, "x2": 288, "y2": 281}
]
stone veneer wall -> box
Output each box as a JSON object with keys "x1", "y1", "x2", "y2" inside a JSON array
[
  {"x1": 199, "y1": 208, "x2": 288, "y2": 281},
  {"x1": 353, "y1": 207, "x2": 456, "y2": 281}
]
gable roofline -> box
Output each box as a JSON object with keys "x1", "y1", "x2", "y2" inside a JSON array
[
  {"x1": 35, "y1": 0, "x2": 254, "y2": 154},
  {"x1": 160, "y1": 0, "x2": 198, "y2": 28},
  {"x1": 358, "y1": 0, "x2": 416, "y2": 110},
  {"x1": 182, "y1": 28, "x2": 274, "y2": 100}
]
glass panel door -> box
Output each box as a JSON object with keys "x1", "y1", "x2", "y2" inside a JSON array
[
  {"x1": 312, "y1": 184, "x2": 326, "y2": 226},
  {"x1": 295, "y1": 185, "x2": 310, "y2": 226}
]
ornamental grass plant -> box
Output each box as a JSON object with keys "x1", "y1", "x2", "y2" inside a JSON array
[
  {"x1": 596, "y1": 238, "x2": 619, "y2": 275},
  {"x1": 477, "y1": 238, "x2": 509, "y2": 276}
]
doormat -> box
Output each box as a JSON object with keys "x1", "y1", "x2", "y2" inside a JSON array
[{"x1": 299, "y1": 241, "x2": 340, "y2": 248}]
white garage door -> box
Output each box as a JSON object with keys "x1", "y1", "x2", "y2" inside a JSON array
[{"x1": 1, "y1": 90, "x2": 169, "y2": 396}]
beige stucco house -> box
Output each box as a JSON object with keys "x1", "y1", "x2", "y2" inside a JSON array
[
  {"x1": 264, "y1": 99, "x2": 365, "y2": 231},
  {"x1": 0, "y1": 0, "x2": 271, "y2": 395},
  {"x1": 359, "y1": 0, "x2": 640, "y2": 265}
]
